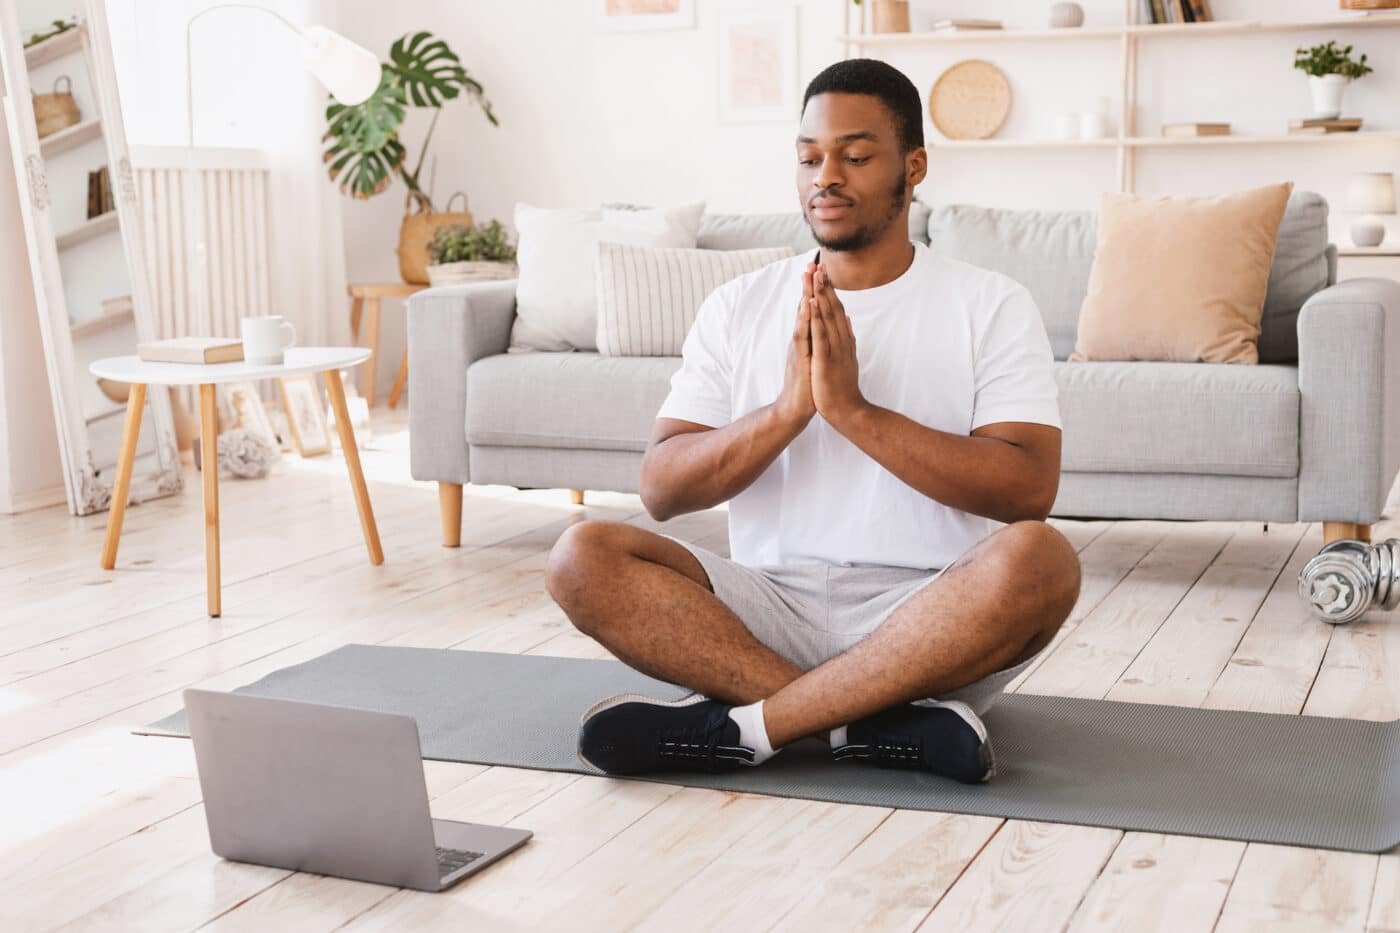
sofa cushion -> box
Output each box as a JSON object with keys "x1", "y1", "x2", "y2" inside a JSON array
[
  {"x1": 467, "y1": 352, "x2": 680, "y2": 451},
  {"x1": 1057, "y1": 361, "x2": 1299, "y2": 477},
  {"x1": 927, "y1": 204, "x2": 1095, "y2": 361},
  {"x1": 605, "y1": 199, "x2": 932, "y2": 251},
  {"x1": 926, "y1": 190, "x2": 1332, "y2": 363}
]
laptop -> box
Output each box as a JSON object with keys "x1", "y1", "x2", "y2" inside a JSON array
[{"x1": 183, "y1": 688, "x2": 533, "y2": 892}]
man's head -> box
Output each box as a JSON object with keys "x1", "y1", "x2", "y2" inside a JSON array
[{"x1": 797, "y1": 59, "x2": 927, "y2": 253}]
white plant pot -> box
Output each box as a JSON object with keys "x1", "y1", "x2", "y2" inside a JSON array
[{"x1": 1309, "y1": 74, "x2": 1348, "y2": 120}]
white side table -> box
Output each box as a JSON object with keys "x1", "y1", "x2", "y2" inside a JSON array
[
  {"x1": 90, "y1": 347, "x2": 382, "y2": 618},
  {"x1": 1336, "y1": 247, "x2": 1400, "y2": 283}
]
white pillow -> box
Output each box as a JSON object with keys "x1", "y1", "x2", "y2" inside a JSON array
[
  {"x1": 509, "y1": 201, "x2": 705, "y2": 351},
  {"x1": 596, "y1": 243, "x2": 795, "y2": 356}
]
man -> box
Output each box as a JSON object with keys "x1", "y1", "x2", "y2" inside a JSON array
[{"x1": 545, "y1": 59, "x2": 1081, "y2": 784}]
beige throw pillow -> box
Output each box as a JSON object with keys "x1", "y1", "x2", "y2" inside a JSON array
[{"x1": 1070, "y1": 182, "x2": 1294, "y2": 364}]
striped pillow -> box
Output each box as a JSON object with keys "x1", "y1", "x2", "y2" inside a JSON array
[{"x1": 595, "y1": 242, "x2": 794, "y2": 357}]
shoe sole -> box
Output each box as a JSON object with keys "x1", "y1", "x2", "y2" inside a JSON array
[{"x1": 576, "y1": 691, "x2": 706, "y2": 772}]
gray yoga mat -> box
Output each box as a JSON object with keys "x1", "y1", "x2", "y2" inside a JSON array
[{"x1": 138, "y1": 644, "x2": 1399, "y2": 854}]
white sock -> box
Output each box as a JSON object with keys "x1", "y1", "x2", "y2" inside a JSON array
[
  {"x1": 727, "y1": 701, "x2": 778, "y2": 765},
  {"x1": 829, "y1": 725, "x2": 849, "y2": 749}
]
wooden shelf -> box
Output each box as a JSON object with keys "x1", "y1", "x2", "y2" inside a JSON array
[
  {"x1": 933, "y1": 137, "x2": 1119, "y2": 149},
  {"x1": 1338, "y1": 246, "x2": 1400, "y2": 257},
  {"x1": 55, "y1": 210, "x2": 119, "y2": 251},
  {"x1": 70, "y1": 306, "x2": 133, "y2": 339},
  {"x1": 1127, "y1": 131, "x2": 1400, "y2": 147},
  {"x1": 24, "y1": 24, "x2": 85, "y2": 69},
  {"x1": 38, "y1": 117, "x2": 101, "y2": 158},
  {"x1": 842, "y1": 11, "x2": 1400, "y2": 46}
]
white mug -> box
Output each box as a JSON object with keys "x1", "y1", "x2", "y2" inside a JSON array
[
  {"x1": 1079, "y1": 111, "x2": 1111, "y2": 139},
  {"x1": 1055, "y1": 112, "x2": 1081, "y2": 140},
  {"x1": 241, "y1": 315, "x2": 296, "y2": 365}
]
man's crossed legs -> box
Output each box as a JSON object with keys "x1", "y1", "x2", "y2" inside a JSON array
[{"x1": 546, "y1": 519, "x2": 1081, "y2": 783}]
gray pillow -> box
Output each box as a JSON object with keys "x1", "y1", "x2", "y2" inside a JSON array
[{"x1": 603, "y1": 198, "x2": 932, "y2": 252}]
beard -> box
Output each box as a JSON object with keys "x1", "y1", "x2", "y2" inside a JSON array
[{"x1": 807, "y1": 170, "x2": 908, "y2": 252}]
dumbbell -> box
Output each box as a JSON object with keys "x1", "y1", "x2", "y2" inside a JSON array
[{"x1": 1296, "y1": 537, "x2": 1400, "y2": 625}]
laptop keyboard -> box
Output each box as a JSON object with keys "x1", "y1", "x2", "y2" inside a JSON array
[{"x1": 436, "y1": 845, "x2": 485, "y2": 876}]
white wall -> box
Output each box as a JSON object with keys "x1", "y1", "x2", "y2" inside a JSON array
[{"x1": 330, "y1": 0, "x2": 1400, "y2": 396}]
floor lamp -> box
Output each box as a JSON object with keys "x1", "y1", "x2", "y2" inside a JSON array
[{"x1": 182, "y1": 3, "x2": 379, "y2": 338}]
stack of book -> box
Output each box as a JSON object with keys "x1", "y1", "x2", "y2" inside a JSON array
[
  {"x1": 1162, "y1": 122, "x2": 1231, "y2": 138},
  {"x1": 1288, "y1": 117, "x2": 1362, "y2": 135},
  {"x1": 1143, "y1": 0, "x2": 1213, "y2": 24},
  {"x1": 86, "y1": 165, "x2": 113, "y2": 220},
  {"x1": 930, "y1": 18, "x2": 1003, "y2": 33},
  {"x1": 137, "y1": 337, "x2": 244, "y2": 364}
]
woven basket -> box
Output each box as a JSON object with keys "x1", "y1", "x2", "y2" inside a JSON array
[
  {"x1": 426, "y1": 260, "x2": 518, "y2": 287},
  {"x1": 33, "y1": 76, "x2": 79, "y2": 139},
  {"x1": 1341, "y1": 0, "x2": 1399, "y2": 9},
  {"x1": 397, "y1": 191, "x2": 473, "y2": 285}
]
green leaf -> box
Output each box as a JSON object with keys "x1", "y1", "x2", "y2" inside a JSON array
[{"x1": 388, "y1": 31, "x2": 468, "y2": 108}]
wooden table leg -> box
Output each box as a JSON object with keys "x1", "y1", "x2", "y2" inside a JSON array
[
  {"x1": 387, "y1": 349, "x2": 409, "y2": 410},
  {"x1": 324, "y1": 370, "x2": 384, "y2": 565},
  {"x1": 198, "y1": 384, "x2": 221, "y2": 618},
  {"x1": 349, "y1": 293, "x2": 364, "y2": 344},
  {"x1": 363, "y1": 296, "x2": 382, "y2": 407},
  {"x1": 100, "y1": 382, "x2": 146, "y2": 570}
]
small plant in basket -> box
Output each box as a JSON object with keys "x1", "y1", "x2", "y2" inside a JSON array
[{"x1": 425, "y1": 220, "x2": 518, "y2": 286}]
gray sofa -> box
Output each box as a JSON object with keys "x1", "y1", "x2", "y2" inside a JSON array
[{"x1": 408, "y1": 193, "x2": 1400, "y2": 553}]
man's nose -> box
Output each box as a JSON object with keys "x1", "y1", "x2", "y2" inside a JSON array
[{"x1": 814, "y1": 156, "x2": 844, "y2": 193}]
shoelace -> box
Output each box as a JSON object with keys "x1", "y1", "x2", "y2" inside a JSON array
[{"x1": 654, "y1": 722, "x2": 754, "y2": 764}]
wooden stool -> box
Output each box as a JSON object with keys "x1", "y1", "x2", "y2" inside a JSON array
[{"x1": 348, "y1": 282, "x2": 427, "y2": 408}]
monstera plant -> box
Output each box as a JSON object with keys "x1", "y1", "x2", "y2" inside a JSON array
[{"x1": 322, "y1": 31, "x2": 497, "y2": 211}]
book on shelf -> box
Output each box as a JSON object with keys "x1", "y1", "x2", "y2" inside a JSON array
[
  {"x1": 1162, "y1": 122, "x2": 1231, "y2": 137},
  {"x1": 1288, "y1": 117, "x2": 1362, "y2": 135},
  {"x1": 137, "y1": 337, "x2": 244, "y2": 365},
  {"x1": 1145, "y1": 0, "x2": 1212, "y2": 24},
  {"x1": 86, "y1": 166, "x2": 113, "y2": 221},
  {"x1": 930, "y1": 18, "x2": 1003, "y2": 32}
]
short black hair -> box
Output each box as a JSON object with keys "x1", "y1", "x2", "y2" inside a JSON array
[{"x1": 801, "y1": 58, "x2": 924, "y2": 154}]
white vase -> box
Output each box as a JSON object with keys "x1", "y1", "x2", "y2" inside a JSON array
[
  {"x1": 1048, "y1": 2, "x2": 1084, "y2": 28},
  {"x1": 1309, "y1": 74, "x2": 1348, "y2": 120}
]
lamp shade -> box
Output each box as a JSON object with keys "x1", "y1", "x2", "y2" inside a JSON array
[
  {"x1": 299, "y1": 25, "x2": 381, "y2": 105},
  {"x1": 1347, "y1": 173, "x2": 1397, "y2": 215}
]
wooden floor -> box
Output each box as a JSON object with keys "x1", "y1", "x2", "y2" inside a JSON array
[{"x1": 1, "y1": 408, "x2": 1397, "y2": 932}]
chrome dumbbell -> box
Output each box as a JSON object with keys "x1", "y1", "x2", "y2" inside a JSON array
[{"x1": 1297, "y1": 538, "x2": 1400, "y2": 625}]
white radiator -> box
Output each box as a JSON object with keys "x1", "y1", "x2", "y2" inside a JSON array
[{"x1": 129, "y1": 146, "x2": 272, "y2": 342}]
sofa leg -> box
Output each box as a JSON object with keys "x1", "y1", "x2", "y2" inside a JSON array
[
  {"x1": 570, "y1": 489, "x2": 585, "y2": 505},
  {"x1": 1323, "y1": 522, "x2": 1372, "y2": 545},
  {"x1": 439, "y1": 482, "x2": 463, "y2": 548}
]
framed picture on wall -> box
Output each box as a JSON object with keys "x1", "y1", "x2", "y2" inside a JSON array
[
  {"x1": 717, "y1": 4, "x2": 800, "y2": 124},
  {"x1": 276, "y1": 375, "x2": 330, "y2": 457},
  {"x1": 596, "y1": 0, "x2": 695, "y2": 32}
]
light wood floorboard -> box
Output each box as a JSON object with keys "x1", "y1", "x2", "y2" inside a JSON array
[{"x1": 0, "y1": 410, "x2": 1394, "y2": 932}]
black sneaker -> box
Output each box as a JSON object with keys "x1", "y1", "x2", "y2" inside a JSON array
[
  {"x1": 577, "y1": 692, "x2": 756, "y2": 775},
  {"x1": 833, "y1": 699, "x2": 995, "y2": 784}
]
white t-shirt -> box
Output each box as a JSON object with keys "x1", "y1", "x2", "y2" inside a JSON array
[{"x1": 655, "y1": 239, "x2": 1062, "y2": 571}]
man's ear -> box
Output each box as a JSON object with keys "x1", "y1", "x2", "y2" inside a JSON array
[{"x1": 907, "y1": 147, "x2": 928, "y2": 187}]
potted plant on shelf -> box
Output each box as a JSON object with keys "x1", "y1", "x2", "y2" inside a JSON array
[
  {"x1": 1294, "y1": 40, "x2": 1372, "y2": 120},
  {"x1": 321, "y1": 31, "x2": 498, "y2": 284},
  {"x1": 425, "y1": 219, "x2": 518, "y2": 286}
]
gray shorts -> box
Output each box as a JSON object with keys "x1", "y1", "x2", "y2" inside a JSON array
[{"x1": 662, "y1": 535, "x2": 1045, "y2": 718}]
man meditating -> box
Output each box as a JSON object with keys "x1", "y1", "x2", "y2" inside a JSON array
[{"x1": 545, "y1": 59, "x2": 1082, "y2": 785}]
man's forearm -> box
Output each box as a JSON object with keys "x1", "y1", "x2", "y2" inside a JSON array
[
  {"x1": 641, "y1": 405, "x2": 805, "y2": 521},
  {"x1": 830, "y1": 404, "x2": 1052, "y2": 523}
]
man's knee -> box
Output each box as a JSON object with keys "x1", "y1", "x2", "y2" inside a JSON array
[
  {"x1": 545, "y1": 519, "x2": 630, "y2": 618},
  {"x1": 988, "y1": 520, "x2": 1081, "y2": 622}
]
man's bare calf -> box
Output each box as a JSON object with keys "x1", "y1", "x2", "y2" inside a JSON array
[{"x1": 545, "y1": 519, "x2": 1081, "y2": 748}]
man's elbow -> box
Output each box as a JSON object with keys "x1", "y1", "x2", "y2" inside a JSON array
[
  {"x1": 638, "y1": 462, "x2": 679, "y2": 522},
  {"x1": 1021, "y1": 477, "x2": 1059, "y2": 523}
]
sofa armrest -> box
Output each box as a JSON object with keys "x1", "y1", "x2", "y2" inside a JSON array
[
  {"x1": 407, "y1": 279, "x2": 518, "y2": 484},
  {"x1": 1297, "y1": 277, "x2": 1400, "y2": 523}
]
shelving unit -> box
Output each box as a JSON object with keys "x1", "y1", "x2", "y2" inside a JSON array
[
  {"x1": 55, "y1": 209, "x2": 118, "y2": 250},
  {"x1": 23, "y1": 23, "x2": 85, "y2": 69},
  {"x1": 39, "y1": 116, "x2": 101, "y2": 157},
  {"x1": 841, "y1": 3, "x2": 1400, "y2": 192}
]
